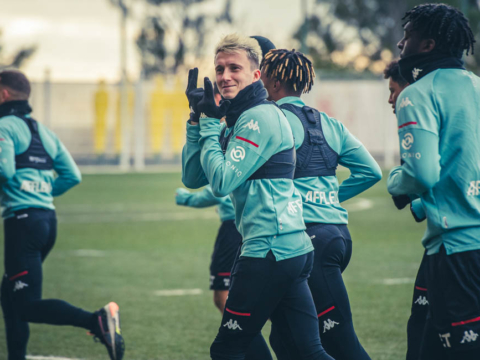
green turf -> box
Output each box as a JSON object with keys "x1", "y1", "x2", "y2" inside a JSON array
[{"x1": 0, "y1": 171, "x2": 426, "y2": 360}]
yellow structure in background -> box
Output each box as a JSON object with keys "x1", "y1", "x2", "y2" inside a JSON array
[
  {"x1": 171, "y1": 77, "x2": 189, "y2": 154},
  {"x1": 115, "y1": 82, "x2": 135, "y2": 154},
  {"x1": 149, "y1": 75, "x2": 189, "y2": 155},
  {"x1": 150, "y1": 77, "x2": 165, "y2": 154},
  {"x1": 93, "y1": 80, "x2": 109, "y2": 155}
]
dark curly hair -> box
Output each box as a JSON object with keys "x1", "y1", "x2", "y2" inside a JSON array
[
  {"x1": 402, "y1": 3, "x2": 475, "y2": 57},
  {"x1": 384, "y1": 60, "x2": 408, "y2": 86}
]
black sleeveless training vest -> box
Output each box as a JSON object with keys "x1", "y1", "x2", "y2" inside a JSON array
[
  {"x1": 219, "y1": 101, "x2": 295, "y2": 181},
  {"x1": 0, "y1": 101, "x2": 54, "y2": 171},
  {"x1": 15, "y1": 115, "x2": 54, "y2": 170},
  {"x1": 279, "y1": 103, "x2": 338, "y2": 179}
]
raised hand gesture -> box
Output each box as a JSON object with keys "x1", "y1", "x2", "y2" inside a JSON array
[
  {"x1": 197, "y1": 77, "x2": 230, "y2": 120},
  {"x1": 185, "y1": 68, "x2": 204, "y2": 124}
]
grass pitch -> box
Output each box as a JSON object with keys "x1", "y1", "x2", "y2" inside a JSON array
[{"x1": 0, "y1": 171, "x2": 426, "y2": 360}]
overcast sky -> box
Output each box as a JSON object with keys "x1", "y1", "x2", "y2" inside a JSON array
[{"x1": 1, "y1": 0, "x2": 305, "y2": 82}]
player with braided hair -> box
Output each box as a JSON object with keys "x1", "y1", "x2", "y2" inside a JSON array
[
  {"x1": 261, "y1": 49, "x2": 381, "y2": 360},
  {"x1": 260, "y1": 49, "x2": 315, "y2": 95},
  {"x1": 388, "y1": 4, "x2": 480, "y2": 359},
  {"x1": 401, "y1": 3, "x2": 475, "y2": 58}
]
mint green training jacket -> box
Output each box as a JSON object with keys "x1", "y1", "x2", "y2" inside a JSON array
[
  {"x1": 388, "y1": 69, "x2": 480, "y2": 255},
  {"x1": 0, "y1": 110, "x2": 81, "y2": 218},
  {"x1": 278, "y1": 97, "x2": 382, "y2": 225},
  {"x1": 182, "y1": 101, "x2": 313, "y2": 261},
  {"x1": 176, "y1": 185, "x2": 235, "y2": 222}
]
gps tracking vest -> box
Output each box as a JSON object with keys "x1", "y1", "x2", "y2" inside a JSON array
[
  {"x1": 279, "y1": 104, "x2": 338, "y2": 179},
  {"x1": 0, "y1": 101, "x2": 53, "y2": 171},
  {"x1": 219, "y1": 124, "x2": 295, "y2": 181},
  {"x1": 15, "y1": 116, "x2": 54, "y2": 170}
]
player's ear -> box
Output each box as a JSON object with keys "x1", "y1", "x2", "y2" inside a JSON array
[
  {"x1": 253, "y1": 69, "x2": 261, "y2": 82},
  {"x1": 0, "y1": 88, "x2": 10, "y2": 101},
  {"x1": 422, "y1": 38, "x2": 436, "y2": 53},
  {"x1": 273, "y1": 80, "x2": 281, "y2": 93}
]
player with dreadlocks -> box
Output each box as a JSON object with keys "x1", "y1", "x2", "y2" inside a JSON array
[
  {"x1": 261, "y1": 48, "x2": 382, "y2": 360},
  {"x1": 388, "y1": 4, "x2": 480, "y2": 359}
]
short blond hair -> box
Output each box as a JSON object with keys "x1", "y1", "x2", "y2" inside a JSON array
[{"x1": 215, "y1": 34, "x2": 262, "y2": 69}]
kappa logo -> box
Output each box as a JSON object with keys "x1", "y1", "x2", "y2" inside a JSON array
[
  {"x1": 287, "y1": 200, "x2": 303, "y2": 214},
  {"x1": 223, "y1": 278, "x2": 230, "y2": 287},
  {"x1": 412, "y1": 68, "x2": 423, "y2": 81},
  {"x1": 230, "y1": 146, "x2": 245, "y2": 162},
  {"x1": 243, "y1": 119, "x2": 260, "y2": 133},
  {"x1": 399, "y1": 97, "x2": 414, "y2": 110},
  {"x1": 13, "y1": 281, "x2": 28, "y2": 292},
  {"x1": 414, "y1": 296, "x2": 429, "y2": 306},
  {"x1": 402, "y1": 133, "x2": 414, "y2": 150},
  {"x1": 210, "y1": 275, "x2": 215, "y2": 287},
  {"x1": 323, "y1": 319, "x2": 339, "y2": 333},
  {"x1": 439, "y1": 333, "x2": 452, "y2": 348},
  {"x1": 223, "y1": 319, "x2": 243, "y2": 330},
  {"x1": 461, "y1": 330, "x2": 479, "y2": 344}
]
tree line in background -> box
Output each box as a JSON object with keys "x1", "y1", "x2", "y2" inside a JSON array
[
  {"x1": 107, "y1": 0, "x2": 479, "y2": 78},
  {"x1": 110, "y1": 0, "x2": 233, "y2": 78},
  {"x1": 112, "y1": 0, "x2": 480, "y2": 78},
  {"x1": 296, "y1": 0, "x2": 480, "y2": 76},
  {"x1": 1, "y1": 1, "x2": 479, "y2": 77},
  {"x1": 0, "y1": 30, "x2": 36, "y2": 70}
]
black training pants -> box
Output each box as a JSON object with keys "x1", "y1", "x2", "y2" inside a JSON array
[
  {"x1": 210, "y1": 249, "x2": 333, "y2": 360},
  {"x1": 1, "y1": 208, "x2": 94, "y2": 360},
  {"x1": 271, "y1": 224, "x2": 370, "y2": 360}
]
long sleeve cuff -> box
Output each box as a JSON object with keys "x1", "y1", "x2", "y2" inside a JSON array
[{"x1": 186, "y1": 121, "x2": 201, "y2": 143}]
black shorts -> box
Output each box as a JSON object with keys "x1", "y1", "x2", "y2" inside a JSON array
[
  {"x1": 425, "y1": 245, "x2": 480, "y2": 352},
  {"x1": 209, "y1": 220, "x2": 242, "y2": 291}
]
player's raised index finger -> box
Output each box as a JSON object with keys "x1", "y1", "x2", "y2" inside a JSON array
[
  {"x1": 187, "y1": 68, "x2": 198, "y2": 92},
  {"x1": 204, "y1": 77, "x2": 213, "y2": 99}
]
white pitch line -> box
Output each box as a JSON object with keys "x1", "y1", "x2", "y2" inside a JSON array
[
  {"x1": 27, "y1": 356, "x2": 81, "y2": 360},
  {"x1": 154, "y1": 288, "x2": 203, "y2": 296},
  {"x1": 379, "y1": 278, "x2": 415, "y2": 285},
  {"x1": 71, "y1": 249, "x2": 107, "y2": 257},
  {"x1": 344, "y1": 198, "x2": 373, "y2": 212},
  {"x1": 57, "y1": 211, "x2": 218, "y2": 224}
]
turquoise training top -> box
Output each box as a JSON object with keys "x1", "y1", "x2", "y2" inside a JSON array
[
  {"x1": 0, "y1": 112, "x2": 81, "y2": 218},
  {"x1": 182, "y1": 102, "x2": 313, "y2": 261},
  {"x1": 176, "y1": 185, "x2": 235, "y2": 222},
  {"x1": 388, "y1": 69, "x2": 480, "y2": 255},
  {"x1": 278, "y1": 97, "x2": 382, "y2": 225}
]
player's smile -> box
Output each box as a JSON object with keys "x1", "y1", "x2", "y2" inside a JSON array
[{"x1": 215, "y1": 51, "x2": 259, "y2": 100}]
